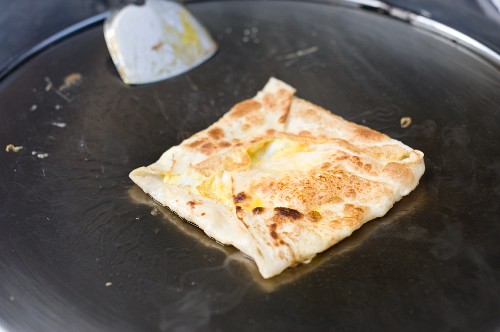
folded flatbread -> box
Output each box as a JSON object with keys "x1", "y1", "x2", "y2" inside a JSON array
[{"x1": 130, "y1": 78, "x2": 425, "y2": 278}]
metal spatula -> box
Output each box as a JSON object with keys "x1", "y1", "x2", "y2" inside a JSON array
[{"x1": 104, "y1": 0, "x2": 217, "y2": 85}]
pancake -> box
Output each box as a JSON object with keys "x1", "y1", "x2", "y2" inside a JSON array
[{"x1": 130, "y1": 78, "x2": 425, "y2": 278}]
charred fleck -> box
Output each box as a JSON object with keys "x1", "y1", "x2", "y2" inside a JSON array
[
  {"x1": 233, "y1": 192, "x2": 247, "y2": 203},
  {"x1": 274, "y1": 207, "x2": 303, "y2": 220},
  {"x1": 187, "y1": 200, "x2": 198, "y2": 208},
  {"x1": 252, "y1": 207, "x2": 264, "y2": 215}
]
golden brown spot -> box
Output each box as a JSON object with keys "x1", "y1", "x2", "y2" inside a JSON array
[
  {"x1": 201, "y1": 213, "x2": 206, "y2": 216},
  {"x1": 253, "y1": 207, "x2": 264, "y2": 215},
  {"x1": 307, "y1": 211, "x2": 322, "y2": 222},
  {"x1": 200, "y1": 142, "x2": 216, "y2": 154},
  {"x1": 343, "y1": 204, "x2": 367, "y2": 219},
  {"x1": 242, "y1": 124, "x2": 251, "y2": 131},
  {"x1": 269, "y1": 223, "x2": 278, "y2": 239},
  {"x1": 187, "y1": 139, "x2": 205, "y2": 148},
  {"x1": 298, "y1": 130, "x2": 311, "y2": 136},
  {"x1": 231, "y1": 100, "x2": 261, "y2": 118},
  {"x1": 278, "y1": 114, "x2": 287, "y2": 123},
  {"x1": 266, "y1": 129, "x2": 276, "y2": 135},
  {"x1": 335, "y1": 152, "x2": 350, "y2": 161},
  {"x1": 321, "y1": 162, "x2": 331, "y2": 169},
  {"x1": 218, "y1": 141, "x2": 231, "y2": 148},
  {"x1": 363, "y1": 164, "x2": 372, "y2": 172},
  {"x1": 208, "y1": 127, "x2": 224, "y2": 140},
  {"x1": 233, "y1": 192, "x2": 248, "y2": 203},
  {"x1": 383, "y1": 162, "x2": 414, "y2": 184},
  {"x1": 354, "y1": 126, "x2": 386, "y2": 141},
  {"x1": 263, "y1": 93, "x2": 277, "y2": 109},
  {"x1": 345, "y1": 188, "x2": 357, "y2": 199},
  {"x1": 274, "y1": 207, "x2": 303, "y2": 220},
  {"x1": 279, "y1": 240, "x2": 286, "y2": 245},
  {"x1": 306, "y1": 108, "x2": 316, "y2": 116}
]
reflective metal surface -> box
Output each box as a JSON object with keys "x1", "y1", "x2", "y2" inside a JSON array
[{"x1": 1, "y1": 1, "x2": 500, "y2": 331}]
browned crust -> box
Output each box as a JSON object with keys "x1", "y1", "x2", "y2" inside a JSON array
[{"x1": 230, "y1": 100, "x2": 262, "y2": 118}]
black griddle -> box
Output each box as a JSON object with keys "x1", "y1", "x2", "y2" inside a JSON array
[{"x1": 1, "y1": 1, "x2": 500, "y2": 331}]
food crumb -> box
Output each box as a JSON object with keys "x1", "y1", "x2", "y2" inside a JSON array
[
  {"x1": 51, "y1": 121, "x2": 66, "y2": 128},
  {"x1": 44, "y1": 77, "x2": 53, "y2": 92},
  {"x1": 9, "y1": 296, "x2": 14, "y2": 301},
  {"x1": 400, "y1": 117, "x2": 412, "y2": 128},
  {"x1": 55, "y1": 104, "x2": 62, "y2": 110},
  {"x1": 151, "y1": 207, "x2": 160, "y2": 216},
  {"x1": 59, "y1": 73, "x2": 82, "y2": 91},
  {"x1": 37, "y1": 153, "x2": 49, "y2": 159},
  {"x1": 105, "y1": 282, "x2": 112, "y2": 287},
  {"x1": 30, "y1": 104, "x2": 38, "y2": 111},
  {"x1": 5, "y1": 144, "x2": 23, "y2": 153}
]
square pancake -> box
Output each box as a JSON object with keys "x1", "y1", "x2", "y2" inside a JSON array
[{"x1": 130, "y1": 78, "x2": 425, "y2": 278}]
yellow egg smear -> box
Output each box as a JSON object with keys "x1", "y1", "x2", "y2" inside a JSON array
[
  {"x1": 240, "y1": 196, "x2": 264, "y2": 212},
  {"x1": 248, "y1": 137, "x2": 309, "y2": 168},
  {"x1": 196, "y1": 169, "x2": 233, "y2": 208},
  {"x1": 179, "y1": 10, "x2": 200, "y2": 49}
]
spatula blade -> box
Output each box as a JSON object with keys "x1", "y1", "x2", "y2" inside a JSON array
[{"x1": 104, "y1": 0, "x2": 217, "y2": 85}]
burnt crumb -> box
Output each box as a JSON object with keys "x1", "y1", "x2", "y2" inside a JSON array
[
  {"x1": 59, "y1": 73, "x2": 82, "y2": 91},
  {"x1": 270, "y1": 231, "x2": 278, "y2": 239},
  {"x1": 252, "y1": 207, "x2": 264, "y2": 215},
  {"x1": 233, "y1": 192, "x2": 247, "y2": 203},
  {"x1": 5, "y1": 144, "x2": 23, "y2": 153},
  {"x1": 151, "y1": 207, "x2": 160, "y2": 216},
  {"x1": 235, "y1": 206, "x2": 242, "y2": 212},
  {"x1": 279, "y1": 240, "x2": 286, "y2": 245},
  {"x1": 400, "y1": 116, "x2": 412, "y2": 128},
  {"x1": 201, "y1": 212, "x2": 206, "y2": 216},
  {"x1": 274, "y1": 207, "x2": 303, "y2": 220}
]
